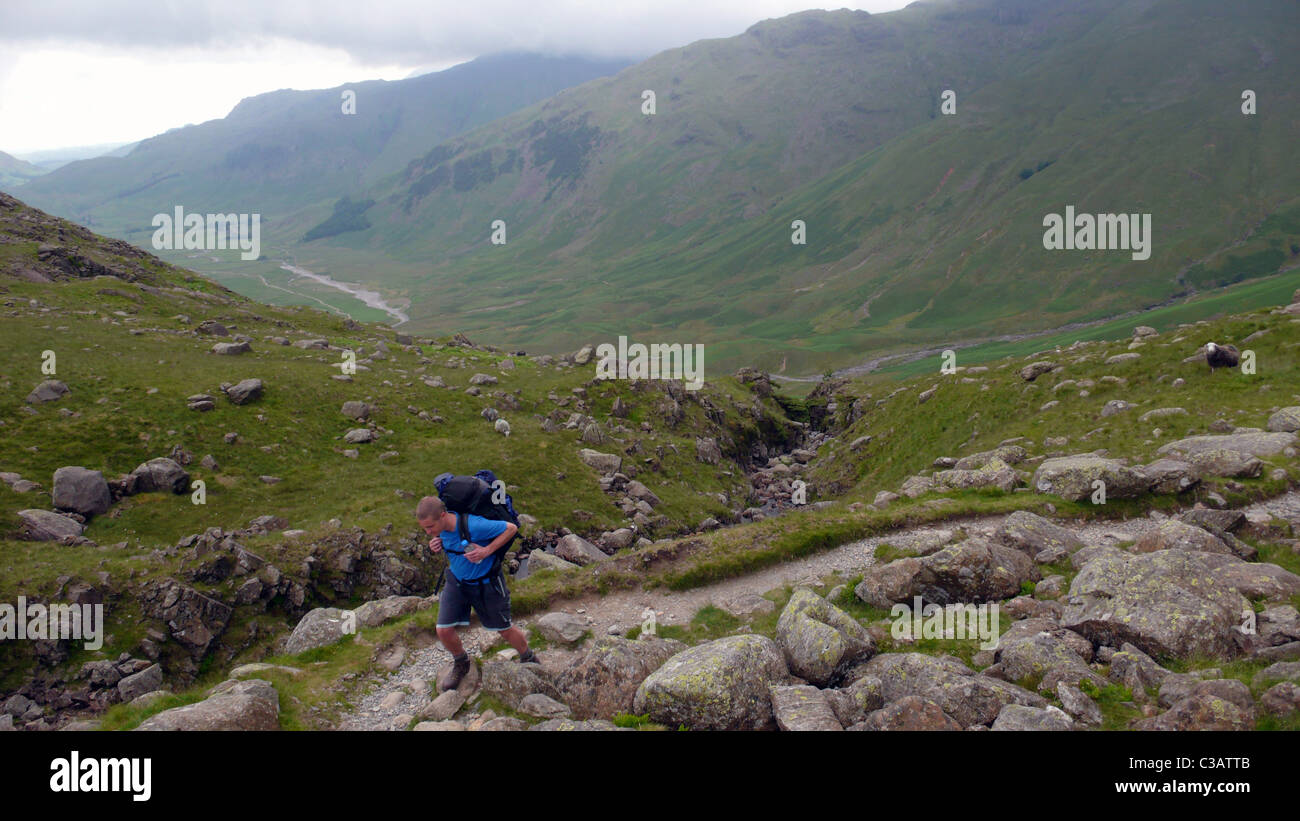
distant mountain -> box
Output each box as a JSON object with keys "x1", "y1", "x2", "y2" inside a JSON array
[
  {"x1": 14, "y1": 142, "x2": 138, "y2": 171},
  {"x1": 19, "y1": 53, "x2": 632, "y2": 243},
  {"x1": 0, "y1": 151, "x2": 46, "y2": 188},
  {"x1": 21, "y1": 1, "x2": 1300, "y2": 373}
]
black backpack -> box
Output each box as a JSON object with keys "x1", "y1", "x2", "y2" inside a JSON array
[{"x1": 433, "y1": 471, "x2": 520, "y2": 585}]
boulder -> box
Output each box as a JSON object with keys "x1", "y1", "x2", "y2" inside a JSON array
[
  {"x1": 991, "y1": 704, "x2": 1073, "y2": 731},
  {"x1": 1134, "y1": 692, "x2": 1253, "y2": 731},
  {"x1": 855, "y1": 653, "x2": 1045, "y2": 728},
  {"x1": 1188, "y1": 449, "x2": 1263, "y2": 479},
  {"x1": 775, "y1": 588, "x2": 875, "y2": 686},
  {"x1": 1266, "y1": 407, "x2": 1300, "y2": 433},
  {"x1": 769, "y1": 685, "x2": 843, "y2": 731},
  {"x1": 1061, "y1": 550, "x2": 1253, "y2": 659},
  {"x1": 1138, "y1": 459, "x2": 1200, "y2": 494},
  {"x1": 344, "y1": 428, "x2": 374, "y2": 444},
  {"x1": 933, "y1": 460, "x2": 1020, "y2": 493},
  {"x1": 481, "y1": 660, "x2": 561, "y2": 710},
  {"x1": 25, "y1": 380, "x2": 69, "y2": 404},
  {"x1": 555, "y1": 636, "x2": 685, "y2": 720},
  {"x1": 856, "y1": 696, "x2": 962, "y2": 731},
  {"x1": 1132, "y1": 519, "x2": 1233, "y2": 555},
  {"x1": 695, "y1": 437, "x2": 723, "y2": 465},
  {"x1": 1032, "y1": 455, "x2": 1151, "y2": 501},
  {"x1": 17, "y1": 509, "x2": 84, "y2": 541},
  {"x1": 993, "y1": 510, "x2": 1085, "y2": 557},
  {"x1": 633, "y1": 635, "x2": 788, "y2": 731},
  {"x1": 1157, "y1": 431, "x2": 1296, "y2": 459},
  {"x1": 524, "y1": 551, "x2": 579, "y2": 574},
  {"x1": 51, "y1": 466, "x2": 112, "y2": 517},
  {"x1": 1019, "y1": 362, "x2": 1058, "y2": 382},
  {"x1": 284, "y1": 608, "x2": 355, "y2": 655},
  {"x1": 130, "y1": 458, "x2": 190, "y2": 494},
  {"x1": 855, "y1": 538, "x2": 1038, "y2": 607},
  {"x1": 117, "y1": 664, "x2": 164, "y2": 702},
  {"x1": 554, "y1": 534, "x2": 608, "y2": 566},
  {"x1": 519, "y1": 694, "x2": 572, "y2": 719},
  {"x1": 341, "y1": 401, "x2": 371, "y2": 420},
  {"x1": 211, "y1": 341, "x2": 251, "y2": 355},
  {"x1": 135, "y1": 679, "x2": 279, "y2": 731},
  {"x1": 996, "y1": 631, "x2": 1106, "y2": 691},
  {"x1": 577, "y1": 449, "x2": 621, "y2": 475},
  {"x1": 353, "y1": 595, "x2": 425, "y2": 629},
  {"x1": 533, "y1": 612, "x2": 589, "y2": 645},
  {"x1": 224, "y1": 378, "x2": 264, "y2": 405}
]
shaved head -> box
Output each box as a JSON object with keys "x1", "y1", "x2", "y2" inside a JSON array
[{"x1": 416, "y1": 495, "x2": 445, "y2": 522}]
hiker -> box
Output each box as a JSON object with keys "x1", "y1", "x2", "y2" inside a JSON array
[{"x1": 415, "y1": 495, "x2": 537, "y2": 690}]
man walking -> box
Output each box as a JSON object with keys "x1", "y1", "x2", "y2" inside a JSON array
[{"x1": 416, "y1": 495, "x2": 537, "y2": 691}]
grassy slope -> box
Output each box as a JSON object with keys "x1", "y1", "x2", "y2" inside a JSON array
[{"x1": 256, "y1": 0, "x2": 1300, "y2": 373}]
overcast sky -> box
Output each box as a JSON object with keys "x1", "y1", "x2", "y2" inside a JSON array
[{"x1": 0, "y1": 0, "x2": 909, "y2": 156}]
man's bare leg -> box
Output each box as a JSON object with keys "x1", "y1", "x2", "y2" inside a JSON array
[
  {"x1": 437, "y1": 626, "x2": 465, "y2": 657},
  {"x1": 499, "y1": 626, "x2": 530, "y2": 655}
]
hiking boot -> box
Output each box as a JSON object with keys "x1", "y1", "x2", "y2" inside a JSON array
[
  {"x1": 518, "y1": 649, "x2": 539, "y2": 665},
  {"x1": 438, "y1": 655, "x2": 471, "y2": 692}
]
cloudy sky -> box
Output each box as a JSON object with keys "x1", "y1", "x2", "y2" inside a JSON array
[{"x1": 0, "y1": 0, "x2": 909, "y2": 156}]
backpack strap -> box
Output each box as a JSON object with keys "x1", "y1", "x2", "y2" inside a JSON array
[{"x1": 457, "y1": 512, "x2": 471, "y2": 546}]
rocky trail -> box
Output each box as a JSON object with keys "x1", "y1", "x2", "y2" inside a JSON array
[{"x1": 335, "y1": 489, "x2": 1300, "y2": 730}]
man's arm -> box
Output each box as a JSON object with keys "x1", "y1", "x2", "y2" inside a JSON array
[{"x1": 464, "y1": 522, "x2": 517, "y2": 563}]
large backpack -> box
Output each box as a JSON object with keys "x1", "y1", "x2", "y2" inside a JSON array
[{"x1": 433, "y1": 471, "x2": 520, "y2": 583}]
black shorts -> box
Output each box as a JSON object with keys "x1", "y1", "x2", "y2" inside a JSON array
[{"x1": 437, "y1": 569, "x2": 512, "y2": 631}]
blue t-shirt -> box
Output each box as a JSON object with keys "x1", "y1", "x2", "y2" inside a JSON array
[{"x1": 441, "y1": 513, "x2": 508, "y2": 582}]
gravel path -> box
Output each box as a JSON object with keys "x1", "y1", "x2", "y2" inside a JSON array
[{"x1": 336, "y1": 491, "x2": 1300, "y2": 730}]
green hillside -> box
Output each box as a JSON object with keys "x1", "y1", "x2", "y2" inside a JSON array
[
  {"x1": 269, "y1": 0, "x2": 1300, "y2": 372},
  {"x1": 0, "y1": 151, "x2": 45, "y2": 188}
]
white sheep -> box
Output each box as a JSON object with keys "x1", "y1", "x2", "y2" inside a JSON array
[{"x1": 494, "y1": 417, "x2": 511, "y2": 437}]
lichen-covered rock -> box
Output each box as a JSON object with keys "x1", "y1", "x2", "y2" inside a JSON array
[
  {"x1": 993, "y1": 510, "x2": 1085, "y2": 557},
  {"x1": 353, "y1": 595, "x2": 426, "y2": 628},
  {"x1": 855, "y1": 696, "x2": 961, "y2": 731},
  {"x1": 823, "y1": 675, "x2": 884, "y2": 727},
  {"x1": 1032, "y1": 456, "x2": 1150, "y2": 501},
  {"x1": 855, "y1": 538, "x2": 1039, "y2": 607},
  {"x1": 284, "y1": 607, "x2": 355, "y2": 655},
  {"x1": 854, "y1": 652, "x2": 1045, "y2": 728},
  {"x1": 555, "y1": 636, "x2": 685, "y2": 720},
  {"x1": 1132, "y1": 519, "x2": 1233, "y2": 555},
  {"x1": 769, "y1": 685, "x2": 843, "y2": 731},
  {"x1": 136, "y1": 679, "x2": 279, "y2": 731},
  {"x1": 996, "y1": 632, "x2": 1107, "y2": 692},
  {"x1": 17, "y1": 509, "x2": 84, "y2": 541},
  {"x1": 1157, "y1": 431, "x2": 1296, "y2": 459},
  {"x1": 482, "y1": 660, "x2": 561, "y2": 710},
  {"x1": 933, "y1": 459, "x2": 1020, "y2": 493},
  {"x1": 1133, "y1": 692, "x2": 1253, "y2": 731},
  {"x1": 533, "y1": 611, "x2": 589, "y2": 645},
  {"x1": 1137, "y1": 458, "x2": 1200, "y2": 494},
  {"x1": 775, "y1": 588, "x2": 875, "y2": 686},
  {"x1": 633, "y1": 635, "x2": 788, "y2": 730},
  {"x1": 1188, "y1": 448, "x2": 1263, "y2": 479},
  {"x1": 577, "y1": 448, "x2": 621, "y2": 474},
  {"x1": 1062, "y1": 551, "x2": 1252, "y2": 659},
  {"x1": 1266, "y1": 407, "x2": 1300, "y2": 433},
  {"x1": 991, "y1": 704, "x2": 1073, "y2": 731}
]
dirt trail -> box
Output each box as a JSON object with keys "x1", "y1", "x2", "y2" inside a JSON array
[{"x1": 336, "y1": 491, "x2": 1300, "y2": 730}]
